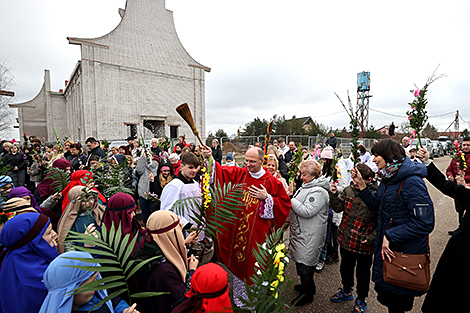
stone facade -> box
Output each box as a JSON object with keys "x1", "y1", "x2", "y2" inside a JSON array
[{"x1": 11, "y1": 0, "x2": 209, "y2": 141}]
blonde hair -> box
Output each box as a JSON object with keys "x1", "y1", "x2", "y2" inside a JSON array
[
  {"x1": 266, "y1": 154, "x2": 279, "y2": 171},
  {"x1": 64, "y1": 139, "x2": 74, "y2": 146},
  {"x1": 299, "y1": 159, "x2": 321, "y2": 177}
]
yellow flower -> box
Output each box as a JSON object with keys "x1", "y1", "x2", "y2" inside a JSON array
[
  {"x1": 277, "y1": 274, "x2": 285, "y2": 282},
  {"x1": 278, "y1": 262, "x2": 284, "y2": 272},
  {"x1": 275, "y1": 243, "x2": 285, "y2": 252},
  {"x1": 270, "y1": 280, "x2": 279, "y2": 289},
  {"x1": 274, "y1": 292, "x2": 278, "y2": 299}
]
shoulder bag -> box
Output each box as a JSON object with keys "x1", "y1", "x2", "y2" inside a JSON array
[{"x1": 382, "y1": 180, "x2": 431, "y2": 291}]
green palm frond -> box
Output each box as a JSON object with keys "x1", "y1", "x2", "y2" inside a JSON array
[
  {"x1": 170, "y1": 182, "x2": 245, "y2": 238},
  {"x1": 235, "y1": 226, "x2": 296, "y2": 313},
  {"x1": 63, "y1": 221, "x2": 166, "y2": 312},
  {"x1": 43, "y1": 167, "x2": 71, "y2": 194}
]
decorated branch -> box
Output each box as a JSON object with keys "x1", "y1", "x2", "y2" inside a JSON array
[
  {"x1": 453, "y1": 140, "x2": 467, "y2": 171},
  {"x1": 287, "y1": 143, "x2": 303, "y2": 183},
  {"x1": 263, "y1": 120, "x2": 274, "y2": 167},
  {"x1": 53, "y1": 127, "x2": 63, "y2": 153},
  {"x1": 335, "y1": 91, "x2": 360, "y2": 165},
  {"x1": 91, "y1": 157, "x2": 134, "y2": 198},
  {"x1": 331, "y1": 151, "x2": 343, "y2": 184},
  {"x1": 235, "y1": 226, "x2": 296, "y2": 312},
  {"x1": 62, "y1": 222, "x2": 165, "y2": 311},
  {"x1": 406, "y1": 67, "x2": 446, "y2": 147}
]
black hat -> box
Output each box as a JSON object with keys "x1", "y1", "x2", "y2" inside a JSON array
[{"x1": 126, "y1": 136, "x2": 134, "y2": 141}]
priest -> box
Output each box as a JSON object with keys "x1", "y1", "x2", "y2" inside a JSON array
[{"x1": 203, "y1": 147, "x2": 291, "y2": 306}]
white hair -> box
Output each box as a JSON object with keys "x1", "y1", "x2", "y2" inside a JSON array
[
  {"x1": 151, "y1": 138, "x2": 158, "y2": 143},
  {"x1": 169, "y1": 153, "x2": 179, "y2": 161}
]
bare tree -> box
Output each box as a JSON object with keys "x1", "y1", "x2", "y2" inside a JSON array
[{"x1": 0, "y1": 58, "x2": 15, "y2": 137}]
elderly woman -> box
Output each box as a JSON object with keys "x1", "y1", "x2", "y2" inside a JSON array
[
  {"x1": 3, "y1": 143, "x2": 26, "y2": 187},
  {"x1": 352, "y1": 139, "x2": 434, "y2": 313},
  {"x1": 289, "y1": 159, "x2": 330, "y2": 306}
]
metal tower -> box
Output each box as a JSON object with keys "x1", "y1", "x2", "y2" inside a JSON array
[
  {"x1": 356, "y1": 72, "x2": 372, "y2": 138},
  {"x1": 455, "y1": 110, "x2": 460, "y2": 135}
]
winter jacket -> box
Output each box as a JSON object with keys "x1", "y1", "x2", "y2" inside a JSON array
[
  {"x1": 211, "y1": 145, "x2": 222, "y2": 165},
  {"x1": 149, "y1": 160, "x2": 175, "y2": 198},
  {"x1": 67, "y1": 152, "x2": 88, "y2": 171},
  {"x1": 422, "y1": 161, "x2": 470, "y2": 312},
  {"x1": 330, "y1": 182, "x2": 378, "y2": 255},
  {"x1": 135, "y1": 156, "x2": 157, "y2": 198},
  {"x1": 446, "y1": 152, "x2": 470, "y2": 182},
  {"x1": 325, "y1": 136, "x2": 338, "y2": 149},
  {"x1": 278, "y1": 155, "x2": 289, "y2": 181},
  {"x1": 27, "y1": 160, "x2": 43, "y2": 183},
  {"x1": 3, "y1": 153, "x2": 26, "y2": 170},
  {"x1": 289, "y1": 175, "x2": 330, "y2": 267},
  {"x1": 358, "y1": 157, "x2": 434, "y2": 296}
]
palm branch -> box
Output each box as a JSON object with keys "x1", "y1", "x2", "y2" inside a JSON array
[
  {"x1": 44, "y1": 167, "x2": 71, "y2": 194},
  {"x1": 171, "y1": 181, "x2": 245, "y2": 238},
  {"x1": 235, "y1": 226, "x2": 296, "y2": 312},
  {"x1": 63, "y1": 221, "x2": 166, "y2": 312}
]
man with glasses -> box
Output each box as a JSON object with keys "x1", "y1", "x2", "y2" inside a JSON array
[
  {"x1": 203, "y1": 147, "x2": 291, "y2": 307},
  {"x1": 446, "y1": 137, "x2": 470, "y2": 235}
]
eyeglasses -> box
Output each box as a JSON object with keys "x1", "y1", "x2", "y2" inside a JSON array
[{"x1": 245, "y1": 159, "x2": 262, "y2": 164}]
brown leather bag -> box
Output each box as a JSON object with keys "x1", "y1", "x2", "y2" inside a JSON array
[{"x1": 382, "y1": 181, "x2": 431, "y2": 291}]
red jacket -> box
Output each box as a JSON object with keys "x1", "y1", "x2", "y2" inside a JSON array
[{"x1": 446, "y1": 152, "x2": 470, "y2": 182}]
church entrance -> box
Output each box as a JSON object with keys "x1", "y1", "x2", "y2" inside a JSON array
[{"x1": 143, "y1": 119, "x2": 165, "y2": 137}]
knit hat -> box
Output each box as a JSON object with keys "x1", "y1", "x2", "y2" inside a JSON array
[
  {"x1": 226, "y1": 153, "x2": 233, "y2": 161},
  {"x1": 320, "y1": 146, "x2": 334, "y2": 159}
]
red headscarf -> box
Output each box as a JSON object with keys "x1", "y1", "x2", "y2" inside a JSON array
[
  {"x1": 61, "y1": 170, "x2": 106, "y2": 212},
  {"x1": 171, "y1": 263, "x2": 232, "y2": 313},
  {"x1": 102, "y1": 193, "x2": 144, "y2": 252},
  {"x1": 37, "y1": 159, "x2": 73, "y2": 200}
]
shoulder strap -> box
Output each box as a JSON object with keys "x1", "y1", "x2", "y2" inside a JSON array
[{"x1": 387, "y1": 180, "x2": 405, "y2": 229}]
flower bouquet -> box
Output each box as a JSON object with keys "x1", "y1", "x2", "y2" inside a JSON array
[
  {"x1": 237, "y1": 226, "x2": 296, "y2": 312},
  {"x1": 144, "y1": 192, "x2": 160, "y2": 205}
]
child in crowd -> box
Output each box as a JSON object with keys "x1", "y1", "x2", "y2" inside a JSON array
[
  {"x1": 39, "y1": 251, "x2": 139, "y2": 313},
  {"x1": 160, "y1": 152, "x2": 202, "y2": 232},
  {"x1": 328, "y1": 163, "x2": 378, "y2": 313}
]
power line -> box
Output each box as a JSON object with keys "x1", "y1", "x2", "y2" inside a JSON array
[{"x1": 369, "y1": 108, "x2": 406, "y2": 118}]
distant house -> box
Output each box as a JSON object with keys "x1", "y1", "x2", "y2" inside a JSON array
[
  {"x1": 283, "y1": 116, "x2": 315, "y2": 134},
  {"x1": 377, "y1": 125, "x2": 390, "y2": 137}
]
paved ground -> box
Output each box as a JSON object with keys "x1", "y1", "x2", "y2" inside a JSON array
[{"x1": 281, "y1": 156, "x2": 456, "y2": 313}]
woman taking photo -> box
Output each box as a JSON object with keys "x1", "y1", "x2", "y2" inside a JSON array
[
  {"x1": 352, "y1": 139, "x2": 434, "y2": 313},
  {"x1": 289, "y1": 159, "x2": 330, "y2": 306}
]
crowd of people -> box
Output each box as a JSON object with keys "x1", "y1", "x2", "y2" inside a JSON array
[{"x1": 0, "y1": 132, "x2": 469, "y2": 313}]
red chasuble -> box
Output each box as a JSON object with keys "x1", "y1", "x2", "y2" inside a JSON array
[{"x1": 214, "y1": 165, "x2": 291, "y2": 284}]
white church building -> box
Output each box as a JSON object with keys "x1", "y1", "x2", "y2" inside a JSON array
[{"x1": 11, "y1": 0, "x2": 209, "y2": 141}]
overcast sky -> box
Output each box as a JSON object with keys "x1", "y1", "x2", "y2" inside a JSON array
[{"x1": 1, "y1": 0, "x2": 470, "y2": 139}]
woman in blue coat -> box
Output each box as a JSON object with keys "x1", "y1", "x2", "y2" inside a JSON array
[{"x1": 352, "y1": 139, "x2": 434, "y2": 313}]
